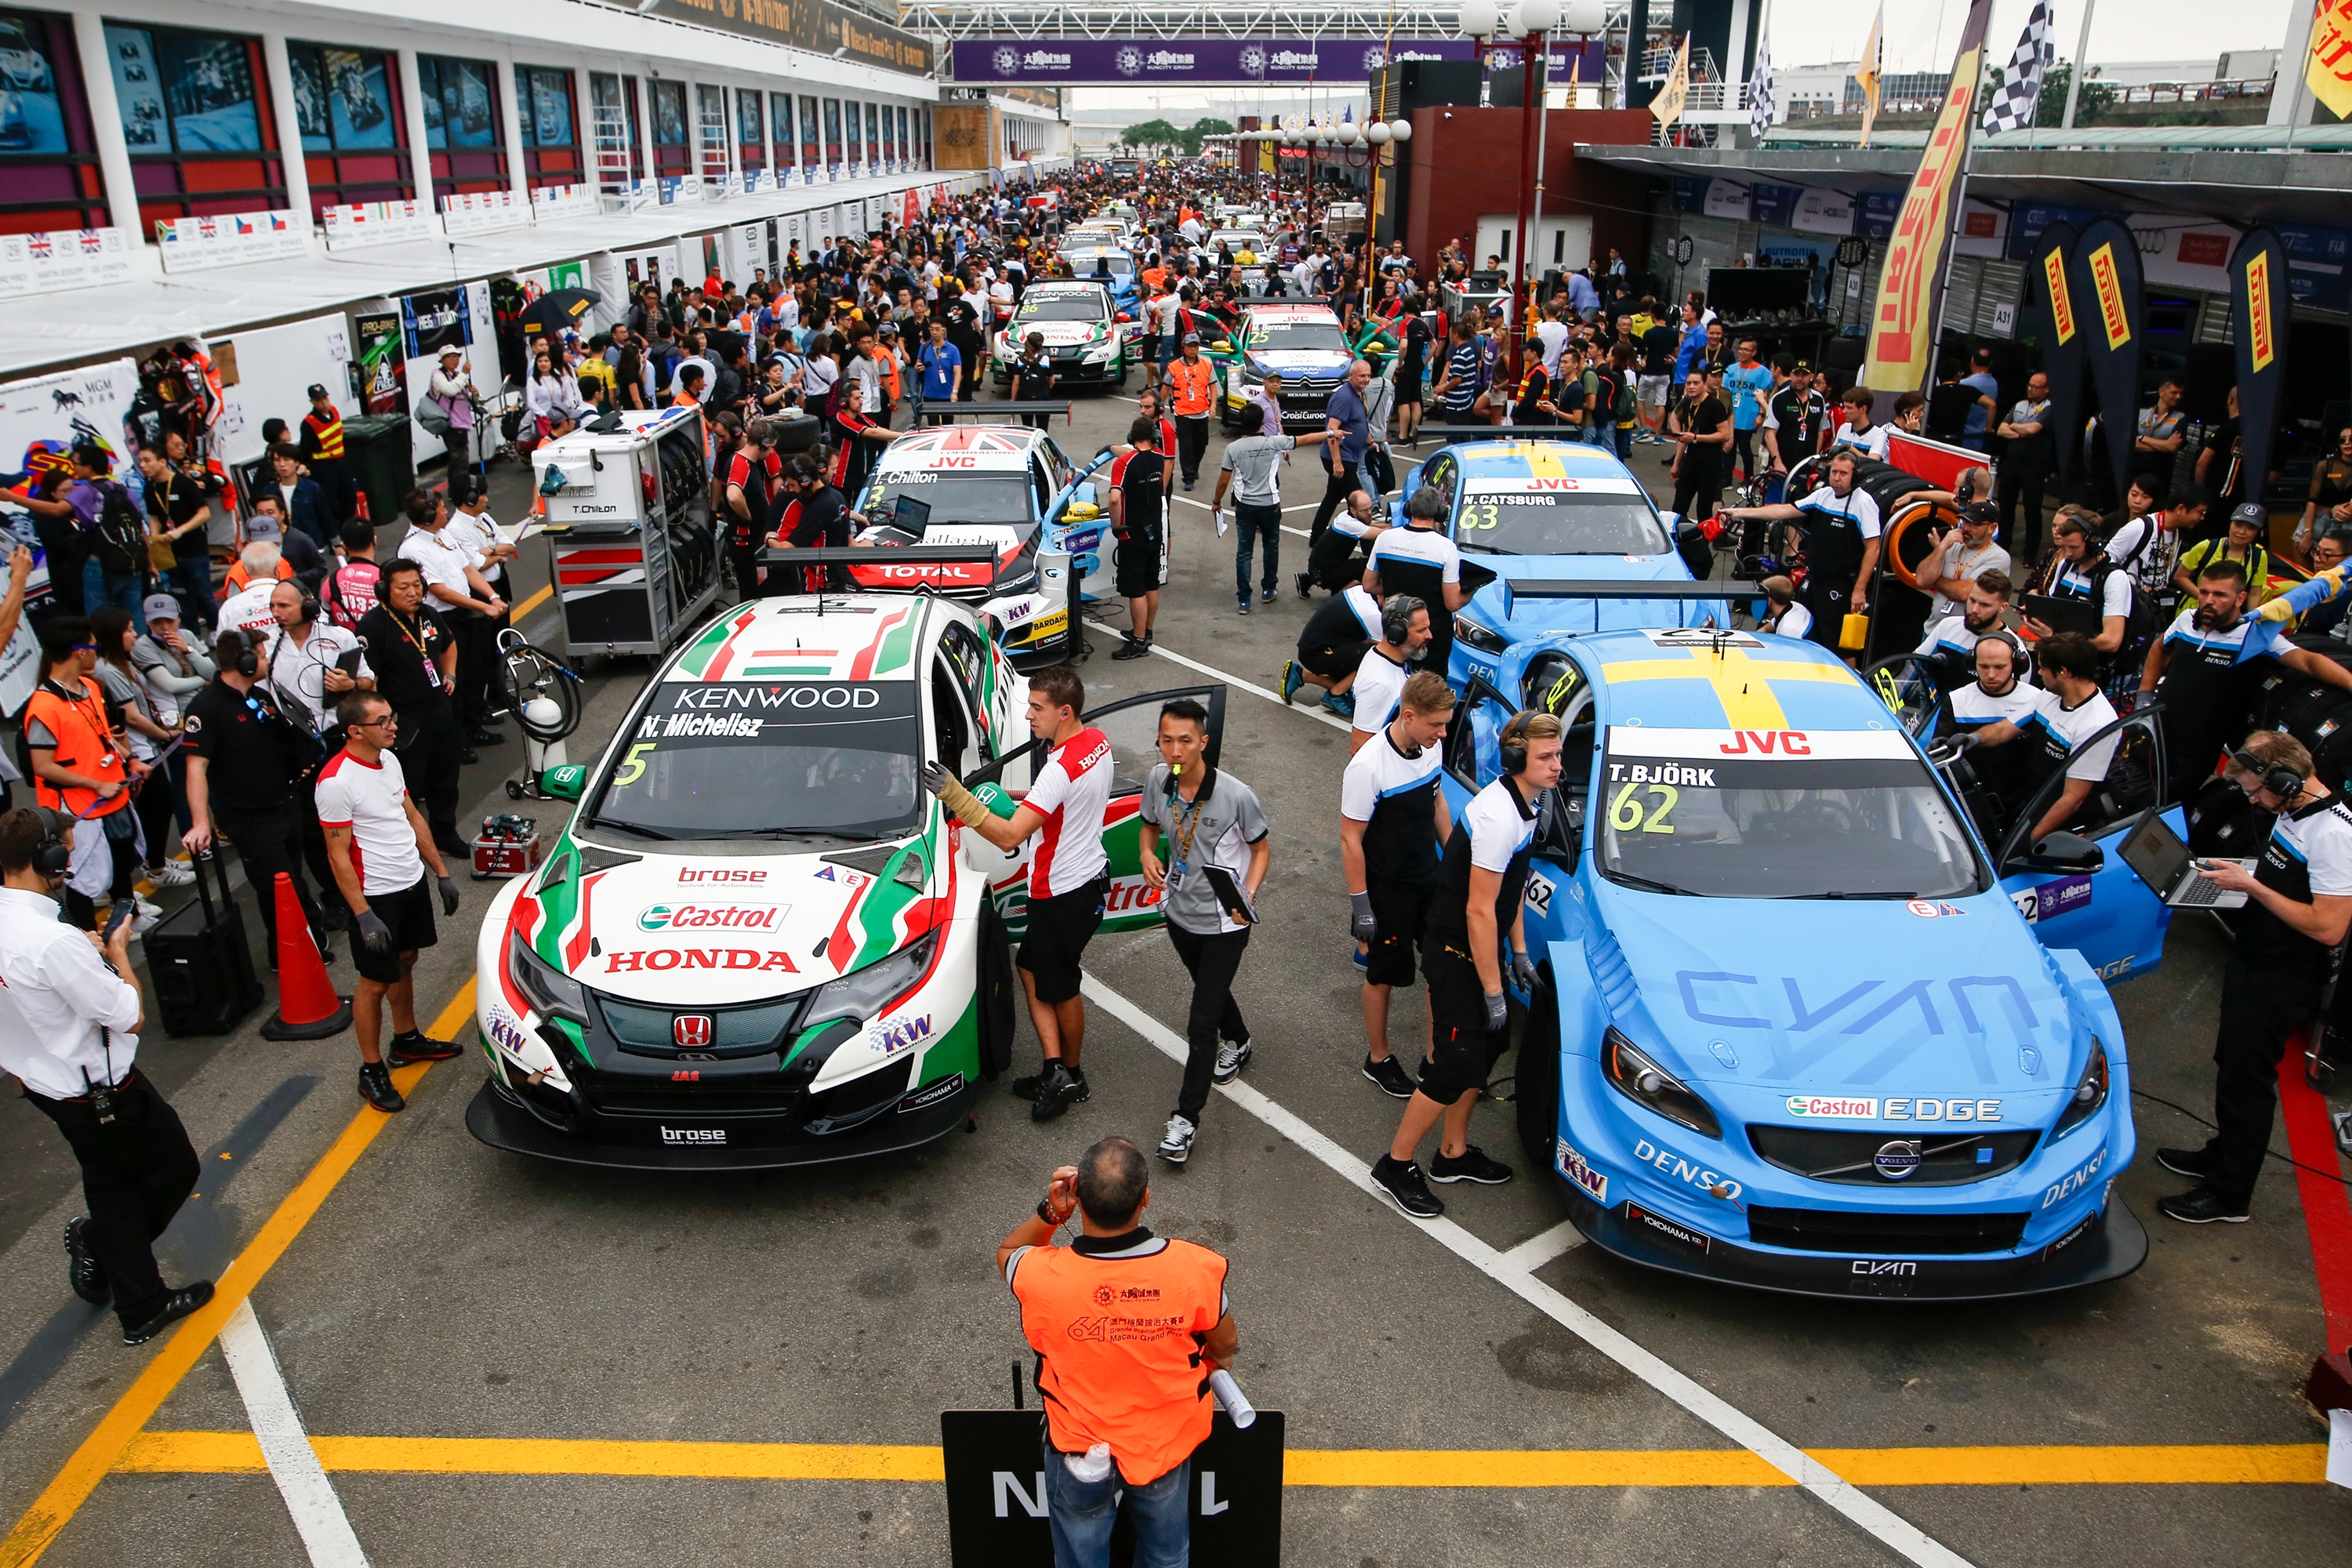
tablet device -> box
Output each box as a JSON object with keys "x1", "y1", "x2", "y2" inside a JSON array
[
  {"x1": 1201, "y1": 865, "x2": 1258, "y2": 926},
  {"x1": 2022, "y1": 593, "x2": 2102, "y2": 637}
]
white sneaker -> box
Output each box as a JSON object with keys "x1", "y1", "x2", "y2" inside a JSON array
[
  {"x1": 1156, "y1": 1115, "x2": 1196, "y2": 1165},
  {"x1": 1213, "y1": 1038, "x2": 1252, "y2": 1083},
  {"x1": 129, "y1": 911, "x2": 161, "y2": 938},
  {"x1": 134, "y1": 898, "x2": 162, "y2": 920},
  {"x1": 147, "y1": 860, "x2": 195, "y2": 887}
]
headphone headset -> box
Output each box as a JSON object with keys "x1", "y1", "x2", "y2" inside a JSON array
[
  {"x1": 1499, "y1": 714, "x2": 1532, "y2": 777},
  {"x1": 279, "y1": 579, "x2": 321, "y2": 626},
  {"x1": 218, "y1": 630, "x2": 259, "y2": 678},
  {"x1": 2231, "y1": 748, "x2": 2307, "y2": 804},
  {"x1": 1380, "y1": 595, "x2": 1417, "y2": 648},
  {"x1": 29, "y1": 807, "x2": 70, "y2": 880}
]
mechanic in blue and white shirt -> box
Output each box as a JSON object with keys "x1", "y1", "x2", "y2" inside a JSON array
[
  {"x1": 1938, "y1": 634, "x2": 2042, "y2": 832},
  {"x1": 1913, "y1": 570, "x2": 2028, "y2": 691},
  {"x1": 1283, "y1": 579, "x2": 1388, "y2": 718},
  {"x1": 1721, "y1": 448, "x2": 1881, "y2": 656},
  {"x1": 1946, "y1": 632, "x2": 2117, "y2": 844},
  {"x1": 1370, "y1": 708, "x2": 1564, "y2": 1221},
  {"x1": 1341, "y1": 670, "x2": 1456, "y2": 1104},
  {"x1": 1349, "y1": 595, "x2": 1432, "y2": 749},
  {"x1": 1362, "y1": 486, "x2": 1470, "y2": 674}
]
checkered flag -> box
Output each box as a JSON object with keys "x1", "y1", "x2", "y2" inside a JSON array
[
  {"x1": 1749, "y1": 22, "x2": 1775, "y2": 144},
  {"x1": 1980, "y1": 0, "x2": 2056, "y2": 136}
]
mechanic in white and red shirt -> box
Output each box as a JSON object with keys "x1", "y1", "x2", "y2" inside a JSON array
[
  {"x1": 314, "y1": 691, "x2": 462, "y2": 1116},
  {"x1": 924, "y1": 665, "x2": 1112, "y2": 1122}
]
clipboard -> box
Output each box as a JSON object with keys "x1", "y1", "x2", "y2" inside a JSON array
[
  {"x1": 1200, "y1": 865, "x2": 1258, "y2": 927},
  {"x1": 2022, "y1": 593, "x2": 2101, "y2": 637}
]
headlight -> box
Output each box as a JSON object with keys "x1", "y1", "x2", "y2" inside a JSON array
[
  {"x1": 506, "y1": 929, "x2": 588, "y2": 1026},
  {"x1": 1602, "y1": 1026, "x2": 1722, "y2": 1139},
  {"x1": 2051, "y1": 1039, "x2": 2109, "y2": 1141},
  {"x1": 1243, "y1": 359, "x2": 1269, "y2": 381},
  {"x1": 797, "y1": 930, "x2": 938, "y2": 1031},
  {"x1": 1454, "y1": 615, "x2": 1508, "y2": 655}
]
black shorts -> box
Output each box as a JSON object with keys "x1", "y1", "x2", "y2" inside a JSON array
[
  {"x1": 1018, "y1": 877, "x2": 1108, "y2": 1004},
  {"x1": 1298, "y1": 638, "x2": 1368, "y2": 681},
  {"x1": 1419, "y1": 942, "x2": 1508, "y2": 1102},
  {"x1": 1115, "y1": 528, "x2": 1163, "y2": 598},
  {"x1": 1364, "y1": 877, "x2": 1432, "y2": 989},
  {"x1": 353, "y1": 875, "x2": 436, "y2": 985}
]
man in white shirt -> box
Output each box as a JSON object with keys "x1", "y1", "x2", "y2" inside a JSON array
[
  {"x1": 1349, "y1": 594, "x2": 1432, "y2": 752},
  {"x1": 316, "y1": 692, "x2": 460, "y2": 1114},
  {"x1": 1362, "y1": 489, "x2": 1472, "y2": 673},
  {"x1": 0, "y1": 807, "x2": 212, "y2": 1344},
  {"x1": 1720, "y1": 449, "x2": 1882, "y2": 656},
  {"x1": 261, "y1": 578, "x2": 371, "y2": 738},
  {"x1": 1533, "y1": 303, "x2": 1570, "y2": 379},
  {"x1": 398, "y1": 489, "x2": 506, "y2": 744},
  {"x1": 1948, "y1": 632, "x2": 2118, "y2": 844}
]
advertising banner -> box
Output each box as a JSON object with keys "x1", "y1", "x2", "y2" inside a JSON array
[
  {"x1": 2027, "y1": 220, "x2": 2084, "y2": 485},
  {"x1": 0, "y1": 228, "x2": 139, "y2": 301},
  {"x1": 2229, "y1": 227, "x2": 2288, "y2": 511},
  {"x1": 648, "y1": 0, "x2": 930, "y2": 75},
  {"x1": 1790, "y1": 187, "x2": 1857, "y2": 237},
  {"x1": 1859, "y1": 191, "x2": 1902, "y2": 241},
  {"x1": 321, "y1": 199, "x2": 437, "y2": 252},
  {"x1": 1701, "y1": 180, "x2": 1751, "y2": 222},
  {"x1": 156, "y1": 210, "x2": 307, "y2": 273},
  {"x1": 953, "y1": 37, "x2": 1475, "y2": 85},
  {"x1": 2071, "y1": 216, "x2": 2144, "y2": 495},
  {"x1": 441, "y1": 189, "x2": 528, "y2": 236},
  {"x1": 354, "y1": 314, "x2": 407, "y2": 417},
  {"x1": 1861, "y1": 0, "x2": 1993, "y2": 402},
  {"x1": 401, "y1": 288, "x2": 473, "y2": 360},
  {"x1": 0, "y1": 358, "x2": 143, "y2": 706}
]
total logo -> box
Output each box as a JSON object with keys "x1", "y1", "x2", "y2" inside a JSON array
[
  {"x1": 1630, "y1": 1138, "x2": 1743, "y2": 1201},
  {"x1": 637, "y1": 902, "x2": 786, "y2": 932},
  {"x1": 660, "y1": 1127, "x2": 727, "y2": 1145},
  {"x1": 1784, "y1": 1094, "x2": 2005, "y2": 1123},
  {"x1": 2041, "y1": 1145, "x2": 2106, "y2": 1210}
]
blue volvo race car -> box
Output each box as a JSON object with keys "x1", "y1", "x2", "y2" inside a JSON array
[
  {"x1": 1382, "y1": 437, "x2": 1713, "y2": 691},
  {"x1": 1443, "y1": 615, "x2": 2157, "y2": 1299}
]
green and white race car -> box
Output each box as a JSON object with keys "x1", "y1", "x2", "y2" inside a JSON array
[
  {"x1": 469, "y1": 590, "x2": 1222, "y2": 1170},
  {"x1": 992, "y1": 278, "x2": 1131, "y2": 388}
]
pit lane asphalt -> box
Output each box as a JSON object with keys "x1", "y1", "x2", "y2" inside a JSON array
[{"x1": 0, "y1": 392, "x2": 2345, "y2": 1567}]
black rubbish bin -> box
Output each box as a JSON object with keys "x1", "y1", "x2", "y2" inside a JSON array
[{"x1": 342, "y1": 413, "x2": 417, "y2": 531}]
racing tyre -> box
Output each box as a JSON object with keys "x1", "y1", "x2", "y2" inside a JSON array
[
  {"x1": 1514, "y1": 968, "x2": 1563, "y2": 1179},
  {"x1": 975, "y1": 906, "x2": 1017, "y2": 1081}
]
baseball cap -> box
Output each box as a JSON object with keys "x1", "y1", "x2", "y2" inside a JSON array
[
  {"x1": 305, "y1": 383, "x2": 328, "y2": 400},
  {"x1": 245, "y1": 514, "x2": 284, "y2": 542},
  {"x1": 2231, "y1": 502, "x2": 2267, "y2": 528},
  {"x1": 439, "y1": 346, "x2": 462, "y2": 359},
  {"x1": 1182, "y1": 331, "x2": 1200, "y2": 345},
  {"x1": 142, "y1": 593, "x2": 181, "y2": 623},
  {"x1": 1962, "y1": 501, "x2": 1999, "y2": 526}
]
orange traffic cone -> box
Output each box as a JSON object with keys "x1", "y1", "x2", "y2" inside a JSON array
[{"x1": 259, "y1": 873, "x2": 351, "y2": 1040}]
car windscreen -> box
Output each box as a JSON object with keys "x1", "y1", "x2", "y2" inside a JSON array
[
  {"x1": 590, "y1": 681, "x2": 922, "y2": 844},
  {"x1": 1247, "y1": 320, "x2": 1348, "y2": 354},
  {"x1": 859, "y1": 470, "x2": 1036, "y2": 527},
  {"x1": 1067, "y1": 251, "x2": 1134, "y2": 278},
  {"x1": 1597, "y1": 727, "x2": 1983, "y2": 899},
  {"x1": 1015, "y1": 294, "x2": 1106, "y2": 322},
  {"x1": 1210, "y1": 233, "x2": 1265, "y2": 251},
  {"x1": 1454, "y1": 485, "x2": 1672, "y2": 555}
]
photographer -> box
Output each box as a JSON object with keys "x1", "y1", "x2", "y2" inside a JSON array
[
  {"x1": 358, "y1": 559, "x2": 466, "y2": 857},
  {"x1": 2158, "y1": 731, "x2": 2352, "y2": 1225},
  {"x1": 997, "y1": 1138, "x2": 1236, "y2": 1568},
  {"x1": 0, "y1": 808, "x2": 212, "y2": 1345}
]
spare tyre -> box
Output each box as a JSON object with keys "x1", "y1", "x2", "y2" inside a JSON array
[{"x1": 766, "y1": 410, "x2": 821, "y2": 456}]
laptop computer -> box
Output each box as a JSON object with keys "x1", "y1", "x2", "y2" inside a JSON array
[{"x1": 2118, "y1": 812, "x2": 2255, "y2": 909}]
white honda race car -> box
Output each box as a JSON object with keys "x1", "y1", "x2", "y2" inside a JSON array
[{"x1": 468, "y1": 589, "x2": 1224, "y2": 1169}]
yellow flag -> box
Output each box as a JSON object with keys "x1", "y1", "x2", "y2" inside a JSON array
[
  {"x1": 1858, "y1": 4, "x2": 1884, "y2": 146},
  {"x1": 2309, "y1": 0, "x2": 2352, "y2": 119},
  {"x1": 1652, "y1": 36, "x2": 1690, "y2": 128}
]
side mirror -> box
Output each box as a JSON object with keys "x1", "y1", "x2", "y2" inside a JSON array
[
  {"x1": 1210, "y1": 339, "x2": 1232, "y2": 354},
  {"x1": 1116, "y1": 311, "x2": 1131, "y2": 322},
  {"x1": 540, "y1": 764, "x2": 588, "y2": 802},
  {"x1": 2013, "y1": 830, "x2": 2104, "y2": 876}
]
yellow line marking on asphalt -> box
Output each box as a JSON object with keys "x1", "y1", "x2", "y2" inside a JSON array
[
  {"x1": 510, "y1": 583, "x2": 553, "y2": 623},
  {"x1": 110, "y1": 1435, "x2": 2330, "y2": 1488},
  {"x1": 0, "y1": 982, "x2": 477, "y2": 1568}
]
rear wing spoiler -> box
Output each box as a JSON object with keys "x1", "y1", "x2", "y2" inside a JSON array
[
  {"x1": 926, "y1": 402, "x2": 1073, "y2": 423},
  {"x1": 1494, "y1": 579, "x2": 1766, "y2": 619},
  {"x1": 754, "y1": 545, "x2": 1005, "y2": 586}
]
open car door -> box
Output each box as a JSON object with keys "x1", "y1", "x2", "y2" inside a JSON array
[
  {"x1": 956, "y1": 682, "x2": 1228, "y2": 939},
  {"x1": 1991, "y1": 706, "x2": 2178, "y2": 982}
]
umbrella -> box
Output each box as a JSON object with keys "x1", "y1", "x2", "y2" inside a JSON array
[{"x1": 517, "y1": 287, "x2": 602, "y2": 339}]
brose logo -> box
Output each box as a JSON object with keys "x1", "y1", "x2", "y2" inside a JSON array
[
  {"x1": 637, "y1": 902, "x2": 786, "y2": 932},
  {"x1": 680, "y1": 866, "x2": 766, "y2": 884},
  {"x1": 660, "y1": 1127, "x2": 726, "y2": 1144}
]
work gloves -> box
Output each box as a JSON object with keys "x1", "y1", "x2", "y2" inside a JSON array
[{"x1": 921, "y1": 761, "x2": 996, "y2": 829}]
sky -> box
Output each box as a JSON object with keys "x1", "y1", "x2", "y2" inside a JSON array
[{"x1": 1065, "y1": 0, "x2": 2300, "y2": 120}]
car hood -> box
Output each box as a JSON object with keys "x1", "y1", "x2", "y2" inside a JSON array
[
  {"x1": 1009, "y1": 320, "x2": 1107, "y2": 348},
  {"x1": 1249, "y1": 350, "x2": 1351, "y2": 375},
  {"x1": 1590, "y1": 887, "x2": 2082, "y2": 1102},
  {"x1": 511, "y1": 835, "x2": 942, "y2": 1007}
]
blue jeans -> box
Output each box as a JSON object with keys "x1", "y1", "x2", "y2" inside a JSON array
[
  {"x1": 1613, "y1": 424, "x2": 1633, "y2": 461},
  {"x1": 1044, "y1": 1438, "x2": 1192, "y2": 1568},
  {"x1": 170, "y1": 556, "x2": 213, "y2": 632},
  {"x1": 84, "y1": 559, "x2": 144, "y2": 633},
  {"x1": 1233, "y1": 501, "x2": 1281, "y2": 602}
]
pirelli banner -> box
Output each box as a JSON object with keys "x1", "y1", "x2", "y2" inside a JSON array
[
  {"x1": 650, "y1": 0, "x2": 932, "y2": 75},
  {"x1": 2027, "y1": 219, "x2": 2084, "y2": 485},
  {"x1": 1860, "y1": 0, "x2": 1994, "y2": 404},
  {"x1": 2071, "y1": 216, "x2": 2144, "y2": 499},
  {"x1": 2230, "y1": 227, "x2": 2289, "y2": 510}
]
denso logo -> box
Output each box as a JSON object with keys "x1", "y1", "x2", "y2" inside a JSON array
[
  {"x1": 2042, "y1": 1146, "x2": 2107, "y2": 1209},
  {"x1": 679, "y1": 867, "x2": 766, "y2": 884},
  {"x1": 604, "y1": 949, "x2": 800, "y2": 974},
  {"x1": 660, "y1": 1127, "x2": 727, "y2": 1144},
  {"x1": 637, "y1": 902, "x2": 786, "y2": 932},
  {"x1": 1631, "y1": 1138, "x2": 1742, "y2": 1201}
]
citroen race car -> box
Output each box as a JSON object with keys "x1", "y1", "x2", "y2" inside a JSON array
[
  {"x1": 1199, "y1": 229, "x2": 1272, "y2": 293},
  {"x1": 1441, "y1": 623, "x2": 2150, "y2": 1298},
  {"x1": 1209, "y1": 302, "x2": 1354, "y2": 431},
  {"x1": 468, "y1": 589, "x2": 1227, "y2": 1170},
  {"x1": 848, "y1": 423, "x2": 1102, "y2": 663},
  {"x1": 991, "y1": 279, "x2": 1130, "y2": 388},
  {"x1": 1393, "y1": 436, "x2": 1709, "y2": 692}
]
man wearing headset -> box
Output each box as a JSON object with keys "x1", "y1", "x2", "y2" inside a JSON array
[
  {"x1": 2157, "y1": 731, "x2": 2352, "y2": 1225},
  {"x1": 1342, "y1": 670, "x2": 1457, "y2": 1102},
  {"x1": 180, "y1": 629, "x2": 332, "y2": 964},
  {"x1": 1348, "y1": 594, "x2": 1433, "y2": 755},
  {"x1": 0, "y1": 808, "x2": 212, "y2": 1344},
  {"x1": 1371, "y1": 709, "x2": 1565, "y2": 1219}
]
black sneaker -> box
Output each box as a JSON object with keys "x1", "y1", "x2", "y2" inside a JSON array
[
  {"x1": 358, "y1": 1061, "x2": 406, "y2": 1113},
  {"x1": 1430, "y1": 1144, "x2": 1515, "y2": 1185},
  {"x1": 388, "y1": 1032, "x2": 463, "y2": 1065},
  {"x1": 1362, "y1": 1054, "x2": 1417, "y2": 1099},
  {"x1": 2158, "y1": 1186, "x2": 2249, "y2": 1225},
  {"x1": 1031, "y1": 1062, "x2": 1088, "y2": 1123},
  {"x1": 1111, "y1": 636, "x2": 1149, "y2": 661},
  {"x1": 1294, "y1": 572, "x2": 1313, "y2": 601},
  {"x1": 122, "y1": 1280, "x2": 214, "y2": 1346},
  {"x1": 319, "y1": 903, "x2": 350, "y2": 934},
  {"x1": 1370, "y1": 1154, "x2": 1444, "y2": 1219},
  {"x1": 1012, "y1": 1064, "x2": 1089, "y2": 1105},
  {"x1": 2156, "y1": 1145, "x2": 2214, "y2": 1180},
  {"x1": 64, "y1": 1218, "x2": 108, "y2": 1306}
]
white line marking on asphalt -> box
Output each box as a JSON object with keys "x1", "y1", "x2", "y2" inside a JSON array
[
  {"x1": 1496, "y1": 1218, "x2": 1586, "y2": 1272},
  {"x1": 219, "y1": 1298, "x2": 370, "y2": 1566},
  {"x1": 1079, "y1": 976, "x2": 1976, "y2": 1568},
  {"x1": 1169, "y1": 495, "x2": 1318, "y2": 515},
  {"x1": 1084, "y1": 620, "x2": 1352, "y2": 734}
]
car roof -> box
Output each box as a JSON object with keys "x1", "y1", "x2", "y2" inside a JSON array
[
  {"x1": 1559, "y1": 629, "x2": 1896, "y2": 734},
  {"x1": 872, "y1": 423, "x2": 1042, "y2": 474},
  {"x1": 1247, "y1": 303, "x2": 1340, "y2": 324},
  {"x1": 666, "y1": 597, "x2": 947, "y2": 684}
]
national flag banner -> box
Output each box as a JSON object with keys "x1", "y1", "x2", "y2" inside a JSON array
[
  {"x1": 1980, "y1": 0, "x2": 2055, "y2": 135},
  {"x1": 1857, "y1": 4, "x2": 1885, "y2": 146},
  {"x1": 1860, "y1": 0, "x2": 1994, "y2": 401},
  {"x1": 27, "y1": 234, "x2": 51, "y2": 260},
  {"x1": 1651, "y1": 35, "x2": 1690, "y2": 128},
  {"x1": 77, "y1": 230, "x2": 100, "y2": 254}
]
